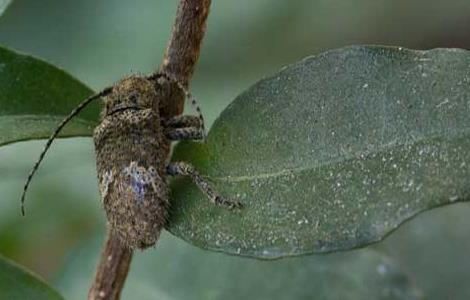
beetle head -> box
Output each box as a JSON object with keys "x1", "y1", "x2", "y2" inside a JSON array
[{"x1": 103, "y1": 76, "x2": 158, "y2": 116}]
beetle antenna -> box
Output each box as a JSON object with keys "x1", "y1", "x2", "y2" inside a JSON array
[
  {"x1": 173, "y1": 79, "x2": 206, "y2": 139},
  {"x1": 20, "y1": 87, "x2": 112, "y2": 216},
  {"x1": 149, "y1": 72, "x2": 206, "y2": 139}
]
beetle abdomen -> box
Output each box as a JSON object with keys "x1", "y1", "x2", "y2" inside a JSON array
[
  {"x1": 102, "y1": 161, "x2": 168, "y2": 249},
  {"x1": 94, "y1": 108, "x2": 169, "y2": 249}
]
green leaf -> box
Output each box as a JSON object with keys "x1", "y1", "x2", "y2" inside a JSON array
[
  {"x1": 54, "y1": 233, "x2": 423, "y2": 300},
  {"x1": 376, "y1": 203, "x2": 470, "y2": 300},
  {"x1": 0, "y1": 46, "x2": 99, "y2": 147},
  {"x1": 0, "y1": 255, "x2": 64, "y2": 300},
  {"x1": 0, "y1": 0, "x2": 12, "y2": 16},
  {"x1": 169, "y1": 45, "x2": 470, "y2": 258}
]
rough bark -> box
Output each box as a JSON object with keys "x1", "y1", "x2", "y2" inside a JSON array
[{"x1": 87, "y1": 230, "x2": 133, "y2": 300}]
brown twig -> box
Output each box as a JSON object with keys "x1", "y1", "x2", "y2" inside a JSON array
[
  {"x1": 87, "y1": 230, "x2": 133, "y2": 300},
  {"x1": 160, "y1": 0, "x2": 211, "y2": 87},
  {"x1": 87, "y1": 1, "x2": 211, "y2": 299},
  {"x1": 158, "y1": 0, "x2": 211, "y2": 118}
]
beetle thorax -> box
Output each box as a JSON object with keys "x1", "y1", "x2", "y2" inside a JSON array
[{"x1": 102, "y1": 76, "x2": 160, "y2": 118}]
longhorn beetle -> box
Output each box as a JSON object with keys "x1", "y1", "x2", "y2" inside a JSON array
[{"x1": 20, "y1": 72, "x2": 242, "y2": 250}]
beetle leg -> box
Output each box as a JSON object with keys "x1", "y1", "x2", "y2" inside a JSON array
[
  {"x1": 164, "y1": 127, "x2": 203, "y2": 141},
  {"x1": 166, "y1": 162, "x2": 243, "y2": 209},
  {"x1": 164, "y1": 115, "x2": 204, "y2": 141},
  {"x1": 164, "y1": 115, "x2": 201, "y2": 128}
]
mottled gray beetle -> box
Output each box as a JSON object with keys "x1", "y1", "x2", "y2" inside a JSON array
[{"x1": 21, "y1": 73, "x2": 242, "y2": 249}]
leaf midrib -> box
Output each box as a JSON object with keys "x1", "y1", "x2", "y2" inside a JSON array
[{"x1": 210, "y1": 127, "x2": 470, "y2": 182}]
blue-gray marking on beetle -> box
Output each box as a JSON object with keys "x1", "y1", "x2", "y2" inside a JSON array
[{"x1": 123, "y1": 162, "x2": 158, "y2": 202}]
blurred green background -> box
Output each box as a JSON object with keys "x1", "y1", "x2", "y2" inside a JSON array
[{"x1": 1, "y1": 0, "x2": 470, "y2": 299}]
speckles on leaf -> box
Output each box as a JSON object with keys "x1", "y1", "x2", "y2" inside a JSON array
[{"x1": 169, "y1": 46, "x2": 470, "y2": 258}]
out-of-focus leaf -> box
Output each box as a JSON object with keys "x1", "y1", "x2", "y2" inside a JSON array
[
  {"x1": 376, "y1": 203, "x2": 470, "y2": 300},
  {"x1": 169, "y1": 45, "x2": 470, "y2": 258},
  {"x1": 54, "y1": 233, "x2": 423, "y2": 300},
  {"x1": 0, "y1": 254, "x2": 64, "y2": 300},
  {"x1": 0, "y1": 46, "x2": 99, "y2": 147},
  {"x1": 0, "y1": 139, "x2": 103, "y2": 276},
  {"x1": 0, "y1": 0, "x2": 12, "y2": 16}
]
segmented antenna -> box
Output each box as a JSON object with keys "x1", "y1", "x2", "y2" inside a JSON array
[
  {"x1": 149, "y1": 72, "x2": 206, "y2": 139},
  {"x1": 20, "y1": 87, "x2": 112, "y2": 216}
]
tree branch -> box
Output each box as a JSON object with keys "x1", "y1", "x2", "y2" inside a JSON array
[
  {"x1": 88, "y1": 1, "x2": 212, "y2": 299},
  {"x1": 88, "y1": 230, "x2": 133, "y2": 300},
  {"x1": 160, "y1": 0, "x2": 211, "y2": 89}
]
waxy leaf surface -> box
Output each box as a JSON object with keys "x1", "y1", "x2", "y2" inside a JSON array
[
  {"x1": 169, "y1": 45, "x2": 470, "y2": 258},
  {"x1": 0, "y1": 46, "x2": 99, "y2": 147}
]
